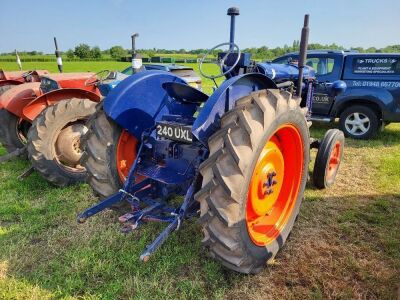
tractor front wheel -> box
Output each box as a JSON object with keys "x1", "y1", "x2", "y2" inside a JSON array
[
  {"x1": 27, "y1": 98, "x2": 96, "y2": 186},
  {"x1": 0, "y1": 109, "x2": 30, "y2": 156},
  {"x1": 312, "y1": 129, "x2": 344, "y2": 189},
  {"x1": 80, "y1": 107, "x2": 139, "y2": 199},
  {"x1": 196, "y1": 89, "x2": 310, "y2": 274}
]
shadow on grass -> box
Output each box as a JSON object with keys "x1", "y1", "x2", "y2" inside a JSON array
[{"x1": 1, "y1": 190, "x2": 399, "y2": 298}]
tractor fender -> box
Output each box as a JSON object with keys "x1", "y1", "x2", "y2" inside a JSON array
[
  {"x1": 332, "y1": 86, "x2": 394, "y2": 118},
  {"x1": 22, "y1": 88, "x2": 101, "y2": 122},
  {"x1": 103, "y1": 70, "x2": 198, "y2": 139},
  {"x1": 0, "y1": 82, "x2": 41, "y2": 114},
  {"x1": 192, "y1": 73, "x2": 277, "y2": 145},
  {"x1": 0, "y1": 80, "x2": 23, "y2": 88}
]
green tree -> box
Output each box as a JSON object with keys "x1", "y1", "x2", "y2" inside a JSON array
[
  {"x1": 65, "y1": 49, "x2": 75, "y2": 59},
  {"x1": 90, "y1": 46, "x2": 102, "y2": 59},
  {"x1": 74, "y1": 44, "x2": 91, "y2": 59},
  {"x1": 109, "y1": 46, "x2": 127, "y2": 60}
]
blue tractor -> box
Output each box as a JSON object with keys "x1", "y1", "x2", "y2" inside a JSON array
[{"x1": 79, "y1": 8, "x2": 346, "y2": 273}]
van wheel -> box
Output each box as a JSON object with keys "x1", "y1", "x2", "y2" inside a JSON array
[{"x1": 339, "y1": 105, "x2": 379, "y2": 139}]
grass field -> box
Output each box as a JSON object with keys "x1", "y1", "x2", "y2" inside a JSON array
[{"x1": 0, "y1": 62, "x2": 399, "y2": 299}]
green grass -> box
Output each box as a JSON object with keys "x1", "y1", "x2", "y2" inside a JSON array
[{"x1": 0, "y1": 61, "x2": 399, "y2": 299}]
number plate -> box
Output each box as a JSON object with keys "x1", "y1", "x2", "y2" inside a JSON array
[{"x1": 156, "y1": 122, "x2": 193, "y2": 143}]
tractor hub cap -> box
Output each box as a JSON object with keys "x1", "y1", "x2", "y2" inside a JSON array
[
  {"x1": 345, "y1": 112, "x2": 370, "y2": 135},
  {"x1": 246, "y1": 125, "x2": 304, "y2": 246},
  {"x1": 55, "y1": 123, "x2": 87, "y2": 168}
]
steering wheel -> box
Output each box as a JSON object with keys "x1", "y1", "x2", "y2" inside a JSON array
[
  {"x1": 22, "y1": 70, "x2": 34, "y2": 80},
  {"x1": 199, "y1": 42, "x2": 241, "y2": 79},
  {"x1": 84, "y1": 70, "x2": 112, "y2": 86}
]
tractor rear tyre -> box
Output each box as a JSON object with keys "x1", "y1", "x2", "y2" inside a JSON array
[
  {"x1": 0, "y1": 109, "x2": 30, "y2": 156},
  {"x1": 196, "y1": 89, "x2": 310, "y2": 274},
  {"x1": 81, "y1": 106, "x2": 139, "y2": 199},
  {"x1": 27, "y1": 98, "x2": 96, "y2": 186},
  {"x1": 312, "y1": 129, "x2": 344, "y2": 189},
  {"x1": 0, "y1": 85, "x2": 13, "y2": 95}
]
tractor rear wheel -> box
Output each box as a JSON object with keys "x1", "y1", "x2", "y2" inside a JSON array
[
  {"x1": 196, "y1": 89, "x2": 310, "y2": 274},
  {"x1": 80, "y1": 107, "x2": 139, "y2": 199},
  {"x1": 27, "y1": 98, "x2": 96, "y2": 186},
  {"x1": 0, "y1": 109, "x2": 30, "y2": 156}
]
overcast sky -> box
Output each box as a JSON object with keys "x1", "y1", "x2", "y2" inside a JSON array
[{"x1": 1, "y1": 0, "x2": 399, "y2": 53}]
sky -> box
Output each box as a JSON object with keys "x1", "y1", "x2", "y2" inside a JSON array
[{"x1": 1, "y1": 0, "x2": 399, "y2": 53}]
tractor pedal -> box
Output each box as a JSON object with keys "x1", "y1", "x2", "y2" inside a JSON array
[{"x1": 17, "y1": 166, "x2": 35, "y2": 180}]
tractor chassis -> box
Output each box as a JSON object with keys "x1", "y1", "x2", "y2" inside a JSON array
[{"x1": 77, "y1": 128, "x2": 201, "y2": 261}]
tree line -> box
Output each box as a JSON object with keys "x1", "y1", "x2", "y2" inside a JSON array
[{"x1": 2, "y1": 42, "x2": 400, "y2": 60}]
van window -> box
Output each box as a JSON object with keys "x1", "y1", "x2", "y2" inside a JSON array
[
  {"x1": 352, "y1": 57, "x2": 400, "y2": 75},
  {"x1": 306, "y1": 57, "x2": 335, "y2": 75}
]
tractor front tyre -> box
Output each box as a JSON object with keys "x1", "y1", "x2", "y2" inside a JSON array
[
  {"x1": 312, "y1": 129, "x2": 344, "y2": 189},
  {"x1": 196, "y1": 89, "x2": 310, "y2": 274},
  {"x1": 80, "y1": 107, "x2": 139, "y2": 199},
  {"x1": 0, "y1": 109, "x2": 30, "y2": 156},
  {"x1": 27, "y1": 98, "x2": 96, "y2": 186}
]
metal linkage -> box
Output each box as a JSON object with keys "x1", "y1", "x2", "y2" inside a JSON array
[
  {"x1": 0, "y1": 147, "x2": 27, "y2": 163},
  {"x1": 139, "y1": 175, "x2": 200, "y2": 262}
]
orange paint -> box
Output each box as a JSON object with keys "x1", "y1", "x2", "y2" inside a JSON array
[{"x1": 246, "y1": 124, "x2": 304, "y2": 246}]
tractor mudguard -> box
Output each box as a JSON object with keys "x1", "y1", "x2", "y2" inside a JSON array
[
  {"x1": 0, "y1": 80, "x2": 23, "y2": 88},
  {"x1": 0, "y1": 82, "x2": 41, "y2": 113},
  {"x1": 22, "y1": 88, "x2": 101, "y2": 122},
  {"x1": 103, "y1": 70, "x2": 198, "y2": 139},
  {"x1": 192, "y1": 73, "x2": 277, "y2": 145}
]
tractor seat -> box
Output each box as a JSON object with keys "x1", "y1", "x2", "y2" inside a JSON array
[{"x1": 162, "y1": 82, "x2": 208, "y2": 104}]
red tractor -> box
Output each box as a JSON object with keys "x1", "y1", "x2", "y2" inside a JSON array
[
  {"x1": 0, "y1": 69, "x2": 49, "y2": 94},
  {"x1": 0, "y1": 71, "x2": 103, "y2": 185}
]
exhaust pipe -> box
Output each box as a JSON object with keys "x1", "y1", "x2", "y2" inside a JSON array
[
  {"x1": 131, "y1": 33, "x2": 143, "y2": 74},
  {"x1": 296, "y1": 14, "x2": 310, "y2": 97},
  {"x1": 15, "y1": 50, "x2": 22, "y2": 70},
  {"x1": 54, "y1": 37, "x2": 63, "y2": 73},
  {"x1": 227, "y1": 7, "x2": 239, "y2": 50}
]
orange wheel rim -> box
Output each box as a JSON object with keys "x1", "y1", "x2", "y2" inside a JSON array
[
  {"x1": 116, "y1": 130, "x2": 138, "y2": 182},
  {"x1": 246, "y1": 124, "x2": 304, "y2": 246},
  {"x1": 326, "y1": 141, "x2": 341, "y2": 183}
]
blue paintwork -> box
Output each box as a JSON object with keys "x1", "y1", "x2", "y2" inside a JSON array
[
  {"x1": 192, "y1": 73, "x2": 277, "y2": 145},
  {"x1": 103, "y1": 71, "x2": 198, "y2": 139},
  {"x1": 256, "y1": 62, "x2": 315, "y2": 83}
]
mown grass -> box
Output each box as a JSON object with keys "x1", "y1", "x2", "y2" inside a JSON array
[{"x1": 0, "y1": 62, "x2": 399, "y2": 299}]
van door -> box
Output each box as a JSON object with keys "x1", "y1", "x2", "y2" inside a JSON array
[{"x1": 308, "y1": 55, "x2": 343, "y2": 116}]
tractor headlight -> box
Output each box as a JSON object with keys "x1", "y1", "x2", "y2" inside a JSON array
[{"x1": 40, "y1": 77, "x2": 60, "y2": 94}]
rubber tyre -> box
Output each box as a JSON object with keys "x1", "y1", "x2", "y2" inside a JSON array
[
  {"x1": 312, "y1": 129, "x2": 344, "y2": 189},
  {"x1": 27, "y1": 98, "x2": 96, "y2": 186},
  {"x1": 0, "y1": 109, "x2": 30, "y2": 157},
  {"x1": 0, "y1": 85, "x2": 13, "y2": 95},
  {"x1": 80, "y1": 106, "x2": 125, "y2": 198},
  {"x1": 339, "y1": 105, "x2": 379, "y2": 139},
  {"x1": 195, "y1": 89, "x2": 310, "y2": 274}
]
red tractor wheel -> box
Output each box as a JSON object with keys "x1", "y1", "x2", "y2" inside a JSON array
[
  {"x1": 27, "y1": 98, "x2": 96, "y2": 186},
  {"x1": 0, "y1": 109, "x2": 30, "y2": 156},
  {"x1": 312, "y1": 129, "x2": 344, "y2": 189},
  {"x1": 196, "y1": 89, "x2": 310, "y2": 274},
  {"x1": 81, "y1": 106, "x2": 139, "y2": 199}
]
